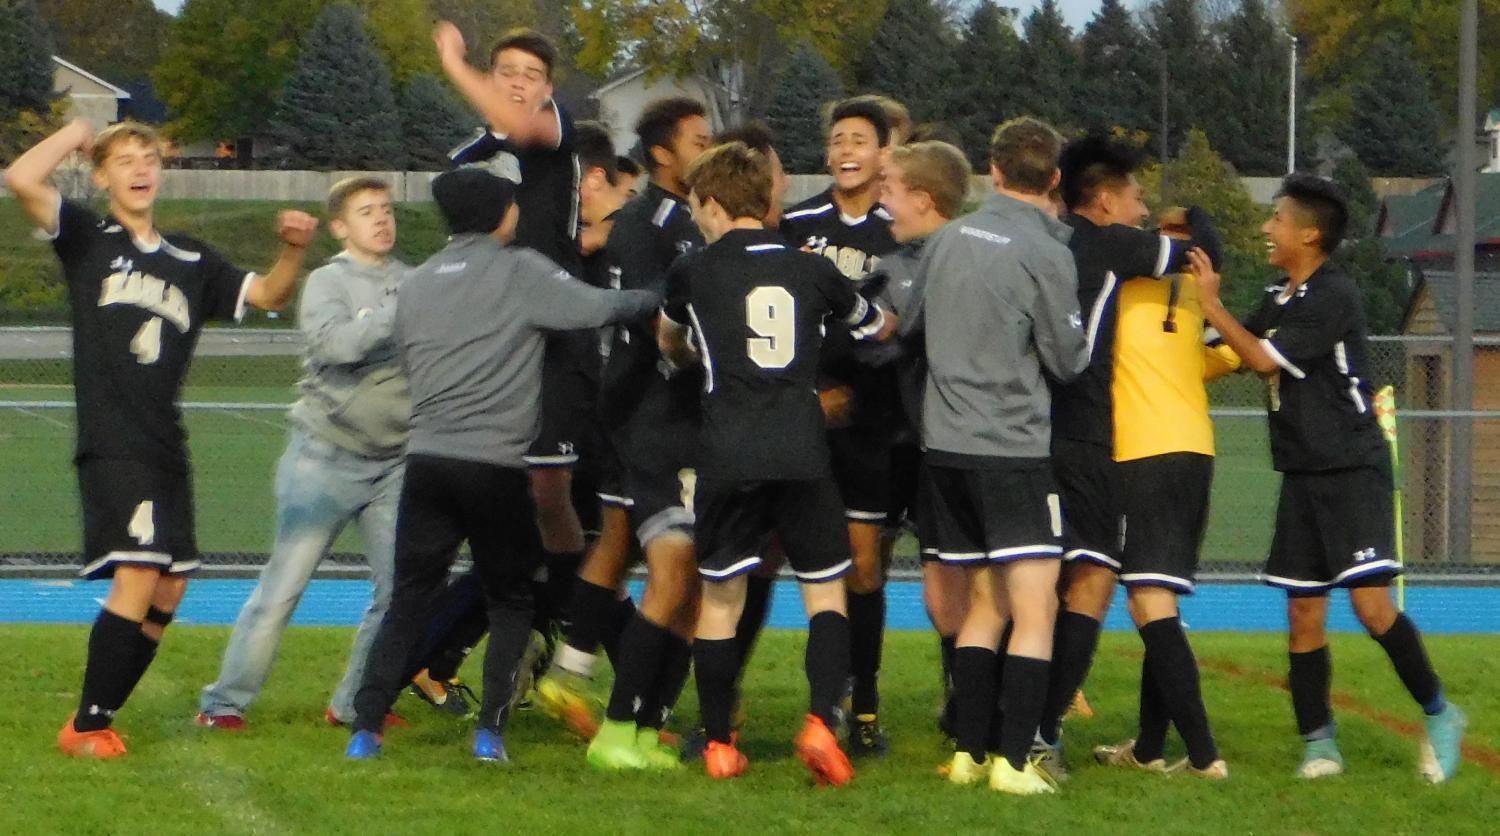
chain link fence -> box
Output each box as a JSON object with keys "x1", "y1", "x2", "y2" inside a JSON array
[{"x1": 2, "y1": 329, "x2": 1497, "y2": 582}]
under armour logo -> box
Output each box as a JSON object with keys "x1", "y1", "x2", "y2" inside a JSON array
[
  {"x1": 1068, "y1": 311, "x2": 1084, "y2": 329},
  {"x1": 558, "y1": 441, "x2": 575, "y2": 455},
  {"x1": 1353, "y1": 547, "x2": 1377, "y2": 563},
  {"x1": 110, "y1": 256, "x2": 133, "y2": 273},
  {"x1": 807, "y1": 235, "x2": 829, "y2": 253}
]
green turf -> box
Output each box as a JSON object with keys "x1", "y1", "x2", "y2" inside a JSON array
[{"x1": 3, "y1": 628, "x2": 1496, "y2": 834}]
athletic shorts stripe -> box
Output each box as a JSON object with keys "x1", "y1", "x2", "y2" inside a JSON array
[{"x1": 699, "y1": 555, "x2": 762, "y2": 580}]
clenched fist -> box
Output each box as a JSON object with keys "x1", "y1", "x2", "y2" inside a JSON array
[{"x1": 278, "y1": 210, "x2": 319, "y2": 249}]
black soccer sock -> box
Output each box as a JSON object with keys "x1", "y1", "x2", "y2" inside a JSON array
[
  {"x1": 563, "y1": 578, "x2": 619, "y2": 659},
  {"x1": 600, "y1": 595, "x2": 637, "y2": 668},
  {"x1": 641, "y1": 634, "x2": 692, "y2": 730},
  {"x1": 477, "y1": 597, "x2": 537, "y2": 733},
  {"x1": 1039, "y1": 611, "x2": 1102, "y2": 746},
  {"x1": 806, "y1": 611, "x2": 852, "y2": 729},
  {"x1": 1139, "y1": 617, "x2": 1220, "y2": 769},
  {"x1": 1133, "y1": 653, "x2": 1170, "y2": 763},
  {"x1": 939, "y1": 633, "x2": 957, "y2": 690},
  {"x1": 117, "y1": 629, "x2": 160, "y2": 708},
  {"x1": 542, "y1": 550, "x2": 585, "y2": 630},
  {"x1": 952, "y1": 646, "x2": 998, "y2": 761},
  {"x1": 999, "y1": 655, "x2": 1052, "y2": 771},
  {"x1": 605, "y1": 614, "x2": 673, "y2": 724},
  {"x1": 74, "y1": 609, "x2": 143, "y2": 732},
  {"x1": 693, "y1": 638, "x2": 740, "y2": 744},
  {"x1": 848, "y1": 588, "x2": 886, "y2": 716},
  {"x1": 1289, "y1": 646, "x2": 1335, "y2": 739},
  {"x1": 985, "y1": 621, "x2": 1015, "y2": 751},
  {"x1": 1373, "y1": 614, "x2": 1446, "y2": 715},
  {"x1": 733, "y1": 574, "x2": 774, "y2": 678}
]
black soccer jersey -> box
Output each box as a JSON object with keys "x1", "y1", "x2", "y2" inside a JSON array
[
  {"x1": 49, "y1": 199, "x2": 252, "y2": 471},
  {"x1": 779, "y1": 188, "x2": 897, "y2": 280},
  {"x1": 1052, "y1": 215, "x2": 1183, "y2": 449},
  {"x1": 661, "y1": 229, "x2": 884, "y2": 481},
  {"x1": 448, "y1": 99, "x2": 582, "y2": 277},
  {"x1": 1241, "y1": 262, "x2": 1387, "y2": 473},
  {"x1": 597, "y1": 182, "x2": 705, "y2": 428}
]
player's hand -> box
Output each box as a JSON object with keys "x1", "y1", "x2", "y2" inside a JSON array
[
  {"x1": 433, "y1": 21, "x2": 466, "y2": 63},
  {"x1": 1188, "y1": 247, "x2": 1221, "y2": 304},
  {"x1": 278, "y1": 210, "x2": 319, "y2": 249},
  {"x1": 69, "y1": 118, "x2": 96, "y2": 156},
  {"x1": 874, "y1": 307, "x2": 899, "y2": 342},
  {"x1": 819, "y1": 384, "x2": 855, "y2": 429}
]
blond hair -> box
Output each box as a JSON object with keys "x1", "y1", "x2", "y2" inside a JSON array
[
  {"x1": 90, "y1": 121, "x2": 162, "y2": 168},
  {"x1": 887, "y1": 141, "x2": 972, "y2": 219},
  {"x1": 327, "y1": 176, "x2": 392, "y2": 218}
]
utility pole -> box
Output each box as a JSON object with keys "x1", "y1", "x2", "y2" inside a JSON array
[
  {"x1": 1450, "y1": 0, "x2": 1478, "y2": 561},
  {"x1": 1287, "y1": 34, "x2": 1298, "y2": 174}
]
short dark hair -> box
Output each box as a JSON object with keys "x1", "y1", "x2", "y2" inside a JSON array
[
  {"x1": 716, "y1": 120, "x2": 777, "y2": 157},
  {"x1": 989, "y1": 117, "x2": 1063, "y2": 195},
  {"x1": 1278, "y1": 173, "x2": 1349, "y2": 253},
  {"x1": 490, "y1": 28, "x2": 556, "y2": 78},
  {"x1": 635, "y1": 96, "x2": 707, "y2": 173},
  {"x1": 327, "y1": 176, "x2": 391, "y2": 218},
  {"x1": 684, "y1": 141, "x2": 771, "y2": 223},
  {"x1": 1059, "y1": 135, "x2": 1146, "y2": 211},
  {"x1": 615, "y1": 156, "x2": 641, "y2": 178},
  {"x1": 574, "y1": 120, "x2": 619, "y2": 185},
  {"x1": 828, "y1": 98, "x2": 892, "y2": 147}
]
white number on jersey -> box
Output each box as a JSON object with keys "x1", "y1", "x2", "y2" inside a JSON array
[
  {"x1": 746, "y1": 286, "x2": 796, "y2": 370},
  {"x1": 130, "y1": 317, "x2": 163, "y2": 365},
  {"x1": 127, "y1": 500, "x2": 156, "y2": 546}
]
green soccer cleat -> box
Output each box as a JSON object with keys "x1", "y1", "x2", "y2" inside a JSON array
[
  {"x1": 636, "y1": 727, "x2": 683, "y2": 771},
  {"x1": 943, "y1": 751, "x2": 989, "y2": 786},
  {"x1": 586, "y1": 719, "x2": 651, "y2": 771},
  {"x1": 1296, "y1": 738, "x2": 1345, "y2": 779},
  {"x1": 990, "y1": 758, "x2": 1059, "y2": 795},
  {"x1": 535, "y1": 667, "x2": 602, "y2": 739},
  {"x1": 1420, "y1": 703, "x2": 1467, "y2": 784}
]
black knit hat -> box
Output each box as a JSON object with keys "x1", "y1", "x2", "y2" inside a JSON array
[{"x1": 431, "y1": 167, "x2": 516, "y2": 235}]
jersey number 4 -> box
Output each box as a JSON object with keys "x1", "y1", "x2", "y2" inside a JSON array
[
  {"x1": 746, "y1": 286, "x2": 795, "y2": 370},
  {"x1": 130, "y1": 317, "x2": 163, "y2": 365},
  {"x1": 128, "y1": 501, "x2": 156, "y2": 546}
]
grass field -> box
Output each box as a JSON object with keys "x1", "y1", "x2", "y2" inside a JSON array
[{"x1": 4, "y1": 627, "x2": 1498, "y2": 834}]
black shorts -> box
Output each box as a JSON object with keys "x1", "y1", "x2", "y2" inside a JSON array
[
  {"x1": 77, "y1": 458, "x2": 198, "y2": 579},
  {"x1": 1053, "y1": 438, "x2": 1123, "y2": 571},
  {"x1": 525, "y1": 336, "x2": 598, "y2": 468},
  {"x1": 928, "y1": 461, "x2": 1064, "y2": 565},
  {"x1": 913, "y1": 456, "x2": 941, "y2": 563},
  {"x1": 1264, "y1": 464, "x2": 1400, "y2": 595},
  {"x1": 611, "y1": 404, "x2": 697, "y2": 547},
  {"x1": 694, "y1": 476, "x2": 851, "y2": 583},
  {"x1": 887, "y1": 441, "x2": 922, "y2": 530},
  {"x1": 829, "y1": 426, "x2": 895, "y2": 524},
  {"x1": 595, "y1": 434, "x2": 633, "y2": 511},
  {"x1": 1118, "y1": 453, "x2": 1212, "y2": 594}
]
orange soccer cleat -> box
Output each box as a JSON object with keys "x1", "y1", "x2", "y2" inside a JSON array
[
  {"x1": 703, "y1": 738, "x2": 749, "y2": 779},
  {"x1": 795, "y1": 715, "x2": 854, "y2": 787},
  {"x1": 58, "y1": 713, "x2": 127, "y2": 759}
]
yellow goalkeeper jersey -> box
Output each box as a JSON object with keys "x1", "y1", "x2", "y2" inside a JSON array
[{"x1": 1112, "y1": 272, "x2": 1240, "y2": 462}]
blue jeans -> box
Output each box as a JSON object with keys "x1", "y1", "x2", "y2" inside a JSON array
[{"x1": 201, "y1": 429, "x2": 403, "y2": 721}]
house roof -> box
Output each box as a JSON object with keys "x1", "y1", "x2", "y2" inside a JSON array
[
  {"x1": 1380, "y1": 179, "x2": 1448, "y2": 255},
  {"x1": 589, "y1": 67, "x2": 649, "y2": 100},
  {"x1": 1383, "y1": 174, "x2": 1500, "y2": 258},
  {"x1": 1401, "y1": 269, "x2": 1500, "y2": 334},
  {"x1": 51, "y1": 56, "x2": 130, "y2": 99}
]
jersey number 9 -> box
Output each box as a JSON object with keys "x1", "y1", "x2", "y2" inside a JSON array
[{"x1": 746, "y1": 286, "x2": 795, "y2": 370}]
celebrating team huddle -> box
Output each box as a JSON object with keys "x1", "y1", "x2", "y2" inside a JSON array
[{"x1": 6, "y1": 18, "x2": 1469, "y2": 795}]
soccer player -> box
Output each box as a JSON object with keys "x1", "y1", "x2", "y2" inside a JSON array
[
  {"x1": 869, "y1": 141, "x2": 974, "y2": 737},
  {"x1": 657, "y1": 141, "x2": 891, "y2": 785},
  {"x1": 4, "y1": 118, "x2": 317, "y2": 758},
  {"x1": 344, "y1": 168, "x2": 659, "y2": 762},
  {"x1": 916, "y1": 118, "x2": 1087, "y2": 794},
  {"x1": 1195, "y1": 174, "x2": 1467, "y2": 783},
  {"x1": 437, "y1": 21, "x2": 593, "y2": 644},
  {"x1": 780, "y1": 96, "x2": 902, "y2": 755},
  {"x1": 198, "y1": 177, "x2": 409, "y2": 730},
  {"x1": 578, "y1": 97, "x2": 712, "y2": 770},
  {"x1": 1034, "y1": 137, "x2": 1226, "y2": 779}
]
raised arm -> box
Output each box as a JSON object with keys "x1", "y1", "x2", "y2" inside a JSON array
[
  {"x1": 3, "y1": 119, "x2": 93, "y2": 235},
  {"x1": 1191, "y1": 248, "x2": 1279, "y2": 376},
  {"x1": 434, "y1": 22, "x2": 561, "y2": 149},
  {"x1": 242, "y1": 211, "x2": 319, "y2": 312}
]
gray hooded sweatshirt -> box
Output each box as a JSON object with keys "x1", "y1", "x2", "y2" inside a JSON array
[{"x1": 289, "y1": 252, "x2": 411, "y2": 459}]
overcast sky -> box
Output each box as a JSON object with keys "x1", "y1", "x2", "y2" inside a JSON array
[{"x1": 151, "y1": 1, "x2": 1101, "y2": 28}]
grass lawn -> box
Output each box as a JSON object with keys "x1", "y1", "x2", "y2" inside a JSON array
[{"x1": 3, "y1": 627, "x2": 1497, "y2": 834}]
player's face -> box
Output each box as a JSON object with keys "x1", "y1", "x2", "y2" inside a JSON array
[
  {"x1": 1110, "y1": 176, "x2": 1149, "y2": 227},
  {"x1": 668, "y1": 115, "x2": 713, "y2": 178},
  {"x1": 879, "y1": 166, "x2": 930, "y2": 244},
  {"x1": 94, "y1": 138, "x2": 161, "y2": 215},
  {"x1": 579, "y1": 166, "x2": 612, "y2": 224},
  {"x1": 827, "y1": 117, "x2": 883, "y2": 193},
  {"x1": 617, "y1": 170, "x2": 642, "y2": 200},
  {"x1": 688, "y1": 190, "x2": 724, "y2": 243},
  {"x1": 491, "y1": 48, "x2": 553, "y2": 112},
  {"x1": 1263, "y1": 197, "x2": 1317, "y2": 268},
  {"x1": 332, "y1": 189, "x2": 395, "y2": 259},
  {"x1": 765, "y1": 148, "x2": 788, "y2": 227}
]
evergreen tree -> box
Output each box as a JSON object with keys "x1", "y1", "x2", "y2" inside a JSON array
[
  {"x1": 0, "y1": 0, "x2": 56, "y2": 119},
  {"x1": 947, "y1": 0, "x2": 1022, "y2": 168},
  {"x1": 855, "y1": 0, "x2": 959, "y2": 123},
  {"x1": 766, "y1": 42, "x2": 845, "y2": 174},
  {"x1": 1206, "y1": 0, "x2": 1289, "y2": 175},
  {"x1": 1016, "y1": 0, "x2": 1080, "y2": 131},
  {"x1": 400, "y1": 73, "x2": 475, "y2": 171},
  {"x1": 1144, "y1": 0, "x2": 1216, "y2": 155},
  {"x1": 266, "y1": 4, "x2": 403, "y2": 170},
  {"x1": 1341, "y1": 37, "x2": 1445, "y2": 176},
  {"x1": 1076, "y1": 0, "x2": 1154, "y2": 136},
  {"x1": 1330, "y1": 153, "x2": 1380, "y2": 238}
]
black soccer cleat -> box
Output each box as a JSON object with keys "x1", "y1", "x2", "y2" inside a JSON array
[{"x1": 848, "y1": 714, "x2": 889, "y2": 758}]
